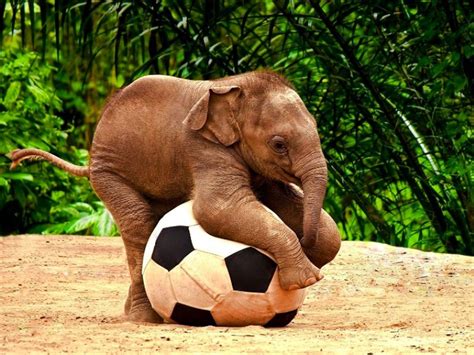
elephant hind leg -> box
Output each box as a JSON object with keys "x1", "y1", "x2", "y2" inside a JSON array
[
  {"x1": 256, "y1": 181, "x2": 341, "y2": 268},
  {"x1": 91, "y1": 171, "x2": 167, "y2": 323}
]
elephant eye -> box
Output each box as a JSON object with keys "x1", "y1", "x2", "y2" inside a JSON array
[{"x1": 268, "y1": 135, "x2": 288, "y2": 154}]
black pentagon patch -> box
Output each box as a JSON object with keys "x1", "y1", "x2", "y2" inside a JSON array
[
  {"x1": 225, "y1": 247, "x2": 277, "y2": 293},
  {"x1": 265, "y1": 309, "x2": 298, "y2": 327},
  {"x1": 152, "y1": 226, "x2": 194, "y2": 271},
  {"x1": 170, "y1": 303, "x2": 216, "y2": 327}
]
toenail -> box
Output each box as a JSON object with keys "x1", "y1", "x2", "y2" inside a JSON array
[{"x1": 304, "y1": 277, "x2": 316, "y2": 287}]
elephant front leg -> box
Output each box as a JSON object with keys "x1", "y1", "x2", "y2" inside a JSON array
[
  {"x1": 256, "y1": 181, "x2": 341, "y2": 268},
  {"x1": 192, "y1": 173, "x2": 323, "y2": 290}
]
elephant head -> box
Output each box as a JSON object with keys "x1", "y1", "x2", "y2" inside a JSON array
[{"x1": 184, "y1": 72, "x2": 328, "y2": 248}]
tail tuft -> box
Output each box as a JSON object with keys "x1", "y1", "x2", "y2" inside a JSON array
[
  {"x1": 9, "y1": 149, "x2": 24, "y2": 170},
  {"x1": 10, "y1": 160, "x2": 19, "y2": 170}
]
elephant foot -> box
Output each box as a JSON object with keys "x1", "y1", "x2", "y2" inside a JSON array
[
  {"x1": 126, "y1": 304, "x2": 163, "y2": 324},
  {"x1": 278, "y1": 255, "x2": 324, "y2": 290},
  {"x1": 124, "y1": 289, "x2": 163, "y2": 324}
]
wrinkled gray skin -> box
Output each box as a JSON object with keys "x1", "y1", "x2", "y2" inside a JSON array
[{"x1": 11, "y1": 71, "x2": 341, "y2": 323}]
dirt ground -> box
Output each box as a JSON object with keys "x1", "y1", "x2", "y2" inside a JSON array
[{"x1": 0, "y1": 235, "x2": 472, "y2": 353}]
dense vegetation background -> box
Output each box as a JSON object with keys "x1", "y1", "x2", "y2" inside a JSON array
[{"x1": 0, "y1": 1, "x2": 472, "y2": 255}]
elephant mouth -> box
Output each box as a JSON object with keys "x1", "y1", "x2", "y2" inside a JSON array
[{"x1": 274, "y1": 166, "x2": 299, "y2": 185}]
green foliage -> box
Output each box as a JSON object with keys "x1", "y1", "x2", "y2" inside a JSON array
[
  {"x1": 0, "y1": 49, "x2": 117, "y2": 236},
  {"x1": 30, "y1": 199, "x2": 117, "y2": 236},
  {"x1": 0, "y1": 1, "x2": 472, "y2": 253}
]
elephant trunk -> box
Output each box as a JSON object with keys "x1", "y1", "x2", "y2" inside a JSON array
[{"x1": 295, "y1": 154, "x2": 328, "y2": 248}]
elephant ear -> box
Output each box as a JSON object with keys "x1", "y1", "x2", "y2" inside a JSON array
[{"x1": 183, "y1": 86, "x2": 241, "y2": 146}]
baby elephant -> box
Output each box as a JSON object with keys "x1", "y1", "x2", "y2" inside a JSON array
[{"x1": 10, "y1": 71, "x2": 341, "y2": 323}]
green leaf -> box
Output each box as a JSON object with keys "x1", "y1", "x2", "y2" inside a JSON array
[
  {"x1": 69, "y1": 202, "x2": 95, "y2": 214},
  {"x1": 1, "y1": 172, "x2": 34, "y2": 181},
  {"x1": 449, "y1": 75, "x2": 467, "y2": 93},
  {"x1": 464, "y1": 45, "x2": 474, "y2": 59},
  {"x1": 94, "y1": 208, "x2": 117, "y2": 236},
  {"x1": 0, "y1": 112, "x2": 18, "y2": 125},
  {"x1": 50, "y1": 206, "x2": 82, "y2": 219},
  {"x1": 51, "y1": 190, "x2": 65, "y2": 201},
  {"x1": 37, "y1": 221, "x2": 75, "y2": 235},
  {"x1": 431, "y1": 62, "x2": 447, "y2": 78},
  {"x1": 65, "y1": 214, "x2": 99, "y2": 234},
  {"x1": 4, "y1": 81, "x2": 22, "y2": 109},
  {"x1": 27, "y1": 83, "x2": 49, "y2": 104},
  {"x1": 0, "y1": 177, "x2": 9, "y2": 188},
  {"x1": 27, "y1": 137, "x2": 51, "y2": 151}
]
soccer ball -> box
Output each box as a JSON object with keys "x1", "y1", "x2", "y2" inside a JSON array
[{"x1": 142, "y1": 201, "x2": 307, "y2": 327}]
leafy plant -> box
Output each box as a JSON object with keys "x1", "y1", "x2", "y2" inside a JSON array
[
  {"x1": 30, "y1": 199, "x2": 118, "y2": 236},
  {"x1": 0, "y1": 48, "x2": 117, "y2": 236}
]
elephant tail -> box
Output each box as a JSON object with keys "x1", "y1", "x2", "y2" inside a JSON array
[{"x1": 9, "y1": 148, "x2": 90, "y2": 178}]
